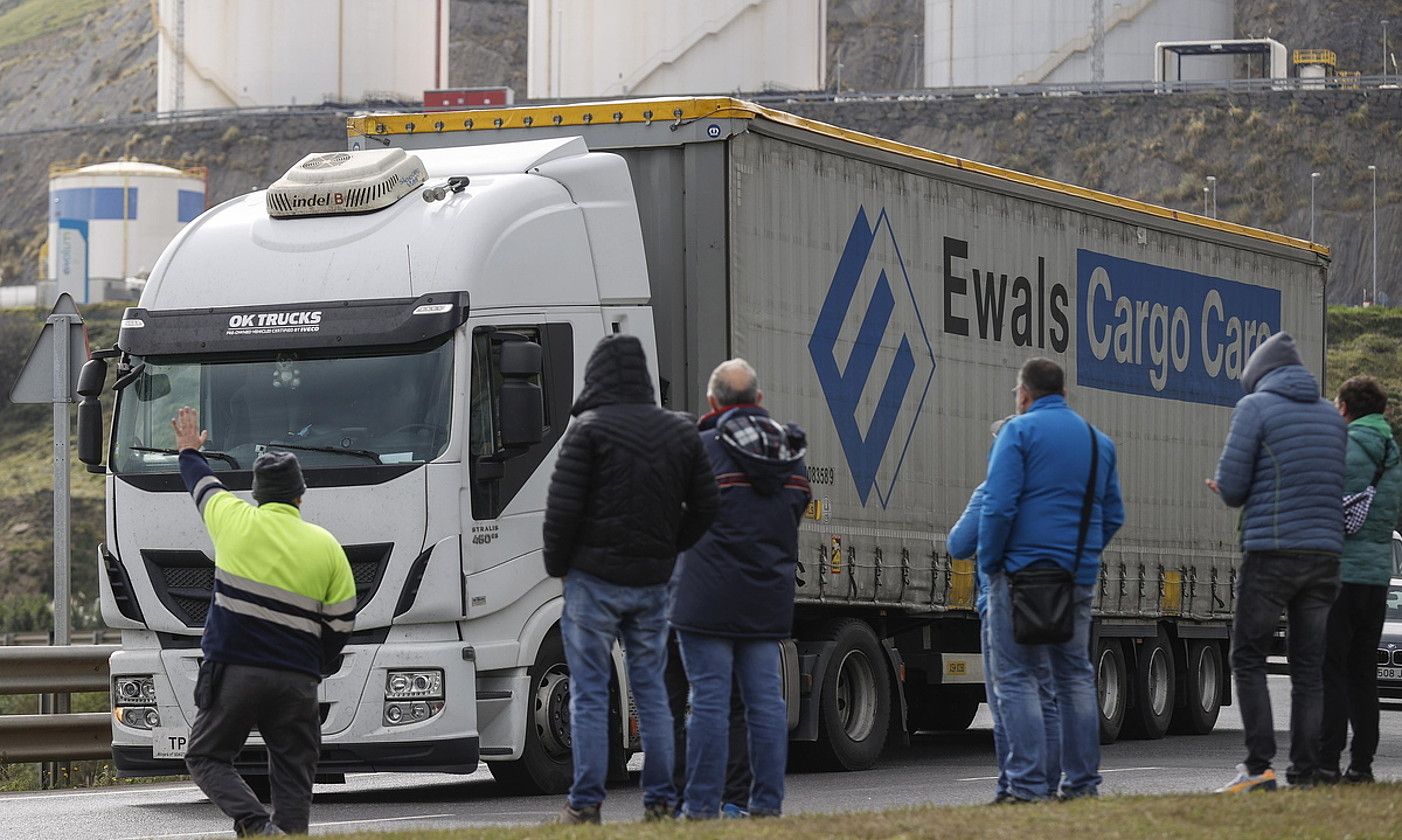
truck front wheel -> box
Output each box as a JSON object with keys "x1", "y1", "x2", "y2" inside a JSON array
[
  {"x1": 801, "y1": 619, "x2": 890, "y2": 771},
  {"x1": 488, "y1": 631, "x2": 573, "y2": 794}
]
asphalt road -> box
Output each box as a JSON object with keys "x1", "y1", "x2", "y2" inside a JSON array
[{"x1": 5, "y1": 676, "x2": 1401, "y2": 839}]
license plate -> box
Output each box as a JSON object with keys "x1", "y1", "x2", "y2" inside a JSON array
[
  {"x1": 1378, "y1": 666, "x2": 1402, "y2": 681},
  {"x1": 152, "y1": 726, "x2": 190, "y2": 759}
]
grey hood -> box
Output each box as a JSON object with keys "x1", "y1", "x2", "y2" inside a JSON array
[{"x1": 1241, "y1": 331, "x2": 1302, "y2": 393}]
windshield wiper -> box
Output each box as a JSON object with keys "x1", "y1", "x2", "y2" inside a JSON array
[
  {"x1": 130, "y1": 446, "x2": 242, "y2": 469},
  {"x1": 262, "y1": 441, "x2": 382, "y2": 465}
]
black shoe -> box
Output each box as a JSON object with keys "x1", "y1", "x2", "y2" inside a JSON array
[
  {"x1": 989, "y1": 792, "x2": 1014, "y2": 805},
  {"x1": 643, "y1": 802, "x2": 674, "y2": 822},
  {"x1": 1315, "y1": 768, "x2": 1341, "y2": 785},
  {"x1": 1343, "y1": 767, "x2": 1375, "y2": 784}
]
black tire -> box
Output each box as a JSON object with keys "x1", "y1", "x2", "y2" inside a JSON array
[
  {"x1": 1169, "y1": 639, "x2": 1223, "y2": 735},
  {"x1": 242, "y1": 774, "x2": 272, "y2": 803},
  {"x1": 1095, "y1": 638, "x2": 1128, "y2": 745},
  {"x1": 1122, "y1": 627, "x2": 1175, "y2": 740},
  {"x1": 488, "y1": 631, "x2": 574, "y2": 794},
  {"x1": 907, "y1": 689, "x2": 980, "y2": 733},
  {"x1": 804, "y1": 619, "x2": 890, "y2": 771}
]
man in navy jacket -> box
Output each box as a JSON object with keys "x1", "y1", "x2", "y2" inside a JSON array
[
  {"x1": 978, "y1": 358, "x2": 1124, "y2": 802},
  {"x1": 669, "y1": 359, "x2": 810, "y2": 819},
  {"x1": 1209, "y1": 332, "x2": 1345, "y2": 792}
]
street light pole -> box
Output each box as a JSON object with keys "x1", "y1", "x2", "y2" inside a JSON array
[
  {"x1": 1310, "y1": 171, "x2": 1320, "y2": 243},
  {"x1": 1203, "y1": 187, "x2": 1210, "y2": 215},
  {"x1": 1386, "y1": 20, "x2": 1391, "y2": 79},
  {"x1": 1370, "y1": 164, "x2": 1378, "y2": 305},
  {"x1": 1207, "y1": 175, "x2": 1217, "y2": 218}
]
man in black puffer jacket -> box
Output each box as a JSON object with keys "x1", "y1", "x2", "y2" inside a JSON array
[
  {"x1": 669, "y1": 359, "x2": 810, "y2": 819},
  {"x1": 543, "y1": 334, "x2": 718, "y2": 824}
]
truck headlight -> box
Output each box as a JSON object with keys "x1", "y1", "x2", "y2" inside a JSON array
[
  {"x1": 114, "y1": 706, "x2": 161, "y2": 730},
  {"x1": 114, "y1": 676, "x2": 156, "y2": 704},
  {"x1": 384, "y1": 700, "x2": 445, "y2": 726},
  {"x1": 385, "y1": 669, "x2": 443, "y2": 700}
]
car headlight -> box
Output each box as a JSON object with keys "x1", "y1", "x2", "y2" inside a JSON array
[
  {"x1": 383, "y1": 700, "x2": 445, "y2": 727},
  {"x1": 385, "y1": 669, "x2": 444, "y2": 700},
  {"x1": 114, "y1": 676, "x2": 156, "y2": 705}
]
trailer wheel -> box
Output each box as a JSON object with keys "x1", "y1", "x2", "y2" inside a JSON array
[
  {"x1": 1095, "y1": 639, "x2": 1127, "y2": 744},
  {"x1": 1123, "y1": 628, "x2": 1175, "y2": 740},
  {"x1": 488, "y1": 631, "x2": 573, "y2": 794},
  {"x1": 1169, "y1": 640, "x2": 1223, "y2": 735},
  {"x1": 804, "y1": 619, "x2": 890, "y2": 771}
]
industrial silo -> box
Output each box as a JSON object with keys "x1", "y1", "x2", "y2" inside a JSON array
[
  {"x1": 47, "y1": 161, "x2": 206, "y2": 303},
  {"x1": 924, "y1": 0, "x2": 1235, "y2": 87},
  {"x1": 156, "y1": 0, "x2": 448, "y2": 113}
]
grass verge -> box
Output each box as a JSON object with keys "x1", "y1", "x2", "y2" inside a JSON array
[
  {"x1": 321, "y1": 783, "x2": 1402, "y2": 840},
  {"x1": 0, "y1": 0, "x2": 107, "y2": 51}
]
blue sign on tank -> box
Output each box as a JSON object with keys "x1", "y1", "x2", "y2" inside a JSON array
[
  {"x1": 50, "y1": 187, "x2": 138, "y2": 221},
  {"x1": 1076, "y1": 249, "x2": 1282, "y2": 407}
]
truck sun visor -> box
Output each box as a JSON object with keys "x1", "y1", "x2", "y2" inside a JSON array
[
  {"x1": 117, "y1": 292, "x2": 469, "y2": 356},
  {"x1": 266, "y1": 148, "x2": 427, "y2": 219}
]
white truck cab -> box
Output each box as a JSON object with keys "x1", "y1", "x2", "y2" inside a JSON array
[{"x1": 88, "y1": 137, "x2": 653, "y2": 790}]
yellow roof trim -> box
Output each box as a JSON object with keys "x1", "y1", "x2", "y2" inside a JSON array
[{"x1": 348, "y1": 96, "x2": 1328, "y2": 259}]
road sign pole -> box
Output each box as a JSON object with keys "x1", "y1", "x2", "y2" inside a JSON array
[{"x1": 51, "y1": 312, "x2": 72, "y2": 651}]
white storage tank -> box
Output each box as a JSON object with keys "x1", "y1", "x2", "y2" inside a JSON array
[
  {"x1": 157, "y1": 0, "x2": 449, "y2": 113},
  {"x1": 925, "y1": 0, "x2": 1235, "y2": 87},
  {"x1": 527, "y1": 0, "x2": 825, "y2": 98},
  {"x1": 47, "y1": 161, "x2": 207, "y2": 303}
]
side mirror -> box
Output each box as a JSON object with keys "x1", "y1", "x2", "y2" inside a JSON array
[
  {"x1": 76, "y1": 358, "x2": 107, "y2": 398},
  {"x1": 498, "y1": 379, "x2": 544, "y2": 448},
  {"x1": 496, "y1": 336, "x2": 544, "y2": 449},
  {"x1": 77, "y1": 397, "x2": 104, "y2": 468}
]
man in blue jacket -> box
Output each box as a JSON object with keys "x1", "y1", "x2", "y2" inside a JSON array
[
  {"x1": 947, "y1": 416, "x2": 1060, "y2": 804},
  {"x1": 978, "y1": 358, "x2": 1124, "y2": 802},
  {"x1": 1209, "y1": 332, "x2": 1346, "y2": 792},
  {"x1": 669, "y1": 359, "x2": 810, "y2": 819}
]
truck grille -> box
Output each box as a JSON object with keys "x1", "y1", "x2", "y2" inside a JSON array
[{"x1": 141, "y1": 544, "x2": 393, "y2": 628}]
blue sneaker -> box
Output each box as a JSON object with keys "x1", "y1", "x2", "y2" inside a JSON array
[{"x1": 721, "y1": 803, "x2": 749, "y2": 819}]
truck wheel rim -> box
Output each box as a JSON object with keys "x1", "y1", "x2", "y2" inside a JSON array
[
  {"x1": 1147, "y1": 648, "x2": 1170, "y2": 717},
  {"x1": 834, "y1": 649, "x2": 877, "y2": 742},
  {"x1": 1097, "y1": 647, "x2": 1121, "y2": 721},
  {"x1": 1197, "y1": 647, "x2": 1219, "y2": 713},
  {"x1": 534, "y1": 667, "x2": 571, "y2": 759}
]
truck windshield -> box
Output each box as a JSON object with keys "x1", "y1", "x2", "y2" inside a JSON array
[{"x1": 112, "y1": 337, "x2": 454, "y2": 475}]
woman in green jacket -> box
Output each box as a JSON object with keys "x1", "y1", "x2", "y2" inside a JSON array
[{"x1": 1319, "y1": 376, "x2": 1401, "y2": 784}]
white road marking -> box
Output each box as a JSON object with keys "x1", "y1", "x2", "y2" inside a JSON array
[
  {"x1": 956, "y1": 766, "x2": 1165, "y2": 782},
  {"x1": 0, "y1": 784, "x2": 201, "y2": 802},
  {"x1": 108, "y1": 813, "x2": 454, "y2": 840}
]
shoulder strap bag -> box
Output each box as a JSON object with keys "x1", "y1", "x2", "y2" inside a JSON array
[
  {"x1": 1008, "y1": 422, "x2": 1098, "y2": 645},
  {"x1": 1342, "y1": 436, "x2": 1395, "y2": 536}
]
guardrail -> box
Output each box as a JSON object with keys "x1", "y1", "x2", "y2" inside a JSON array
[
  {"x1": 0, "y1": 630, "x2": 121, "y2": 646},
  {"x1": 0, "y1": 646, "x2": 117, "y2": 764}
]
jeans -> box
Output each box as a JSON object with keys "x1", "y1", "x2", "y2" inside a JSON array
[
  {"x1": 1230, "y1": 552, "x2": 1340, "y2": 782},
  {"x1": 1319, "y1": 581, "x2": 1388, "y2": 775},
  {"x1": 676, "y1": 631, "x2": 787, "y2": 818},
  {"x1": 561, "y1": 570, "x2": 675, "y2": 810},
  {"x1": 988, "y1": 572, "x2": 1099, "y2": 800},
  {"x1": 980, "y1": 605, "x2": 1061, "y2": 798},
  {"x1": 185, "y1": 663, "x2": 320, "y2": 835},
  {"x1": 665, "y1": 632, "x2": 752, "y2": 808}
]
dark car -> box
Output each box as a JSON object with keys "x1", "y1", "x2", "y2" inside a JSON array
[{"x1": 1381, "y1": 567, "x2": 1402, "y2": 704}]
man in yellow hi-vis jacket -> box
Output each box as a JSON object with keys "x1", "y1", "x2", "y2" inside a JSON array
[{"x1": 173, "y1": 406, "x2": 356, "y2": 836}]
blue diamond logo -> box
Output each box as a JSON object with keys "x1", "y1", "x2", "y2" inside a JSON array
[{"x1": 809, "y1": 207, "x2": 935, "y2": 508}]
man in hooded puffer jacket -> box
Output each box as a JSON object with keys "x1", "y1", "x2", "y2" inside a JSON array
[
  {"x1": 1209, "y1": 332, "x2": 1346, "y2": 793},
  {"x1": 543, "y1": 335, "x2": 719, "y2": 824},
  {"x1": 669, "y1": 359, "x2": 811, "y2": 819}
]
